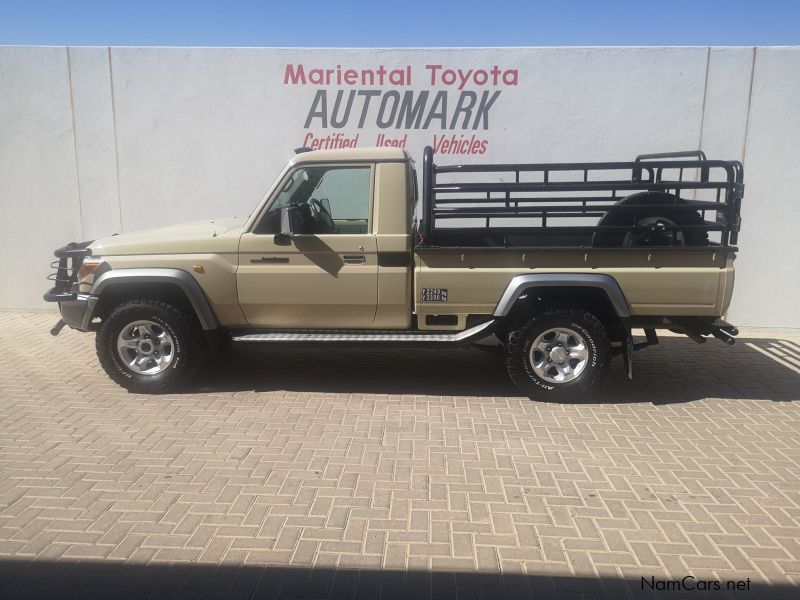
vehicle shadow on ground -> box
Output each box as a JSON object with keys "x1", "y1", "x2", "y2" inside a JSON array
[
  {"x1": 0, "y1": 558, "x2": 794, "y2": 600},
  {"x1": 193, "y1": 337, "x2": 800, "y2": 404}
]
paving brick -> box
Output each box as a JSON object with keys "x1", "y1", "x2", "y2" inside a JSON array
[{"x1": 1, "y1": 313, "x2": 800, "y2": 599}]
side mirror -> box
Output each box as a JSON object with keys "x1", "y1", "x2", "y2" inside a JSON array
[{"x1": 274, "y1": 207, "x2": 294, "y2": 245}]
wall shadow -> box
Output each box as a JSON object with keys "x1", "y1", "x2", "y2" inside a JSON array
[
  {"x1": 189, "y1": 337, "x2": 800, "y2": 404},
  {"x1": 0, "y1": 558, "x2": 795, "y2": 600}
]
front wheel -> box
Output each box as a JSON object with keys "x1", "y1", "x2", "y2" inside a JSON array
[
  {"x1": 505, "y1": 307, "x2": 611, "y2": 401},
  {"x1": 96, "y1": 299, "x2": 206, "y2": 393}
]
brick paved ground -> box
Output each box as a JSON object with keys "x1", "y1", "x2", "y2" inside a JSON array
[{"x1": 1, "y1": 312, "x2": 799, "y2": 599}]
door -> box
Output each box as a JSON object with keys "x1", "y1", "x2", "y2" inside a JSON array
[{"x1": 237, "y1": 164, "x2": 378, "y2": 328}]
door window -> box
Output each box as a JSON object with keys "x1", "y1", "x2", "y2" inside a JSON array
[{"x1": 255, "y1": 166, "x2": 372, "y2": 234}]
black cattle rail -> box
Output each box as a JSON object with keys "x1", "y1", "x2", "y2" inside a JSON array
[
  {"x1": 418, "y1": 146, "x2": 743, "y2": 249},
  {"x1": 43, "y1": 241, "x2": 93, "y2": 302}
]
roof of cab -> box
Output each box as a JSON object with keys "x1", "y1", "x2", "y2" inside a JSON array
[{"x1": 289, "y1": 146, "x2": 409, "y2": 165}]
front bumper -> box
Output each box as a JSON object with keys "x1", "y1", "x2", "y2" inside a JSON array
[
  {"x1": 43, "y1": 241, "x2": 97, "y2": 333},
  {"x1": 53, "y1": 293, "x2": 99, "y2": 332}
]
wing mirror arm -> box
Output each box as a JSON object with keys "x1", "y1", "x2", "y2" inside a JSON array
[{"x1": 274, "y1": 207, "x2": 294, "y2": 245}]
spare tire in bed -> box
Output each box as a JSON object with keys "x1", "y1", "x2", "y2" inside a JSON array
[{"x1": 592, "y1": 191, "x2": 709, "y2": 247}]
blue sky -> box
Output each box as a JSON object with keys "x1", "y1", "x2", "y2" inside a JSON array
[{"x1": 1, "y1": 0, "x2": 799, "y2": 47}]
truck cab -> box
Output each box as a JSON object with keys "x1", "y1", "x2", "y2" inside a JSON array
[{"x1": 237, "y1": 147, "x2": 414, "y2": 330}]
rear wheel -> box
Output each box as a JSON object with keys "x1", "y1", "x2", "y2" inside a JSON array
[
  {"x1": 505, "y1": 307, "x2": 611, "y2": 401},
  {"x1": 96, "y1": 299, "x2": 205, "y2": 393}
]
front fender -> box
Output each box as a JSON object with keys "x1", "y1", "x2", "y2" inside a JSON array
[{"x1": 90, "y1": 268, "x2": 218, "y2": 330}]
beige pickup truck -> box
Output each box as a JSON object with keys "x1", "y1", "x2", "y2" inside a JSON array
[{"x1": 45, "y1": 146, "x2": 743, "y2": 399}]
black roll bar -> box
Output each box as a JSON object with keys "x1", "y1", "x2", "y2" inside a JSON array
[{"x1": 419, "y1": 146, "x2": 743, "y2": 248}]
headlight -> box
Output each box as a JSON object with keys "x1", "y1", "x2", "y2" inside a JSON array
[{"x1": 77, "y1": 257, "x2": 104, "y2": 281}]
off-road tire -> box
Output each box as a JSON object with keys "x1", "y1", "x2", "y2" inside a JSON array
[
  {"x1": 505, "y1": 307, "x2": 611, "y2": 401},
  {"x1": 96, "y1": 299, "x2": 205, "y2": 393}
]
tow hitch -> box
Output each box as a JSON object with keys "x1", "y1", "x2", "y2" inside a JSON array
[{"x1": 50, "y1": 319, "x2": 66, "y2": 336}]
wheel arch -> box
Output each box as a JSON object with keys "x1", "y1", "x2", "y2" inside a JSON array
[
  {"x1": 89, "y1": 268, "x2": 218, "y2": 330},
  {"x1": 493, "y1": 274, "x2": 631, "y2": 341}
]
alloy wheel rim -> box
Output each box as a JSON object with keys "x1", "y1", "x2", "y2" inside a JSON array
[
  {"x1": 116, "y1": 320, "x2": 175, "y2": 375},
  {"x1": 529, "y1": 327, "x2": 589, "y2": 384}
]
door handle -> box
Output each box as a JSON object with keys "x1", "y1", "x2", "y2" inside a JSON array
[
  {"x1": 250, "y1": 256, "x2": 289, "y2": 264},
  {"x1": 342, "y1": 255, "x2": 366, "y2": 264}
]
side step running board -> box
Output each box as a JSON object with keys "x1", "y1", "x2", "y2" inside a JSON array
[{"x1": 231, "y1": 320, "x2": 495, "y2": 346}]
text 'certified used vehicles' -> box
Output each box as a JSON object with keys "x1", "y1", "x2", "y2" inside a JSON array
[{"x1": 44, "y1": 146, "x2": 743, "y2": 399}]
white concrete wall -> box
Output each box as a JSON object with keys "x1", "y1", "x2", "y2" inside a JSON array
[{"x1": 1, "y1": 46, "x2": 798, "y2": 326}]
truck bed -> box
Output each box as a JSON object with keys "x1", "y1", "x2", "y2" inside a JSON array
[{"x1": 413, "y1": 148, "x2": 742, "y2": 330}]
